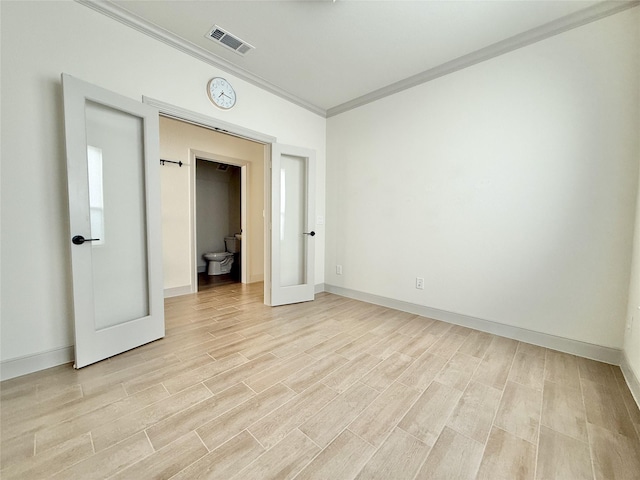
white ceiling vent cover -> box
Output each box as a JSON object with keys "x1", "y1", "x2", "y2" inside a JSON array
[{"x1": 206, "y1": 25, "x2": 255, "y2": 56}]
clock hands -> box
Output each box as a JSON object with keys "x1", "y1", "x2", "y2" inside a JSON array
[{"x1": 208, "y1": 78, "x2": 236, "y2": 109}]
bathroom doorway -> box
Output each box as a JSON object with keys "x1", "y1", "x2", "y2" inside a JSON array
[{"x1": 195, "y1": 158, "x2": 242, "y2": 291}]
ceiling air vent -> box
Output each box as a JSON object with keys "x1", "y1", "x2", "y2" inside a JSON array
[{"x1": 206, "y1": 25, "x2": 255, "y2": 56}]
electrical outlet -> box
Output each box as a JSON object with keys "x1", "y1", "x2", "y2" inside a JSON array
[
  {"x1": 628, "y1": 315, "x2": 634, "y2": 331},
  {"x1": 416, "y1": 277, "x2": 424, "y2": 290},
  {"x1": 336, "y1": 265, "x2": 343, "y2": 275}
]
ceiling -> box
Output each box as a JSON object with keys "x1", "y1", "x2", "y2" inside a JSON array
[{"x1": 98, "y1": 0, "x2": 634, "y2": 116}]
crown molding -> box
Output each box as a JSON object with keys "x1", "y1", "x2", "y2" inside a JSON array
[
  {"x1": 77, "y1": 0, "x2": 638, "y2": 120},
  {"x1": 326, "y1": 0, "x2": 639, "y2": 117},
  {"x1": 75, "y1": 0, "x2": 327, "y2": 117}
]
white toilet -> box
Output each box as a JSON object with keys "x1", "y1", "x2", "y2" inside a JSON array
[{"x1": 203, "y1": 236, "x2": 240, "y2": 275}]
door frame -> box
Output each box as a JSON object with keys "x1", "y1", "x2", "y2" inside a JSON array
[
  {"x1": 143, "y1": 96, "x2": 277, "y2": 302},
  {"x1": 190, "y1": 150, "x2": 249, "y2": 290}
]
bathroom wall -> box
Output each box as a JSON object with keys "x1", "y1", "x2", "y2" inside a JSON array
[
  {"x1": 196, "y1": 160, "x2": 229, "y2": 271},
  {"x1": 195, "y1": 161, "x2": 241, "y2": 272},
  {"x1": 229, "y1": 167, "x2": 242, "y2": 239}
]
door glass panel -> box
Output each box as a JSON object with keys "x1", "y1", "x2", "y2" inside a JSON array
[
  {"x1": 279, "y1": 154, "x2": 307, "y2": 287},
  {"x1": 85, "y1": 101, "x2": 149, "y2": 329},
  {"x1": 87, "y1": 146, "x2": 105, "y2": 246}
]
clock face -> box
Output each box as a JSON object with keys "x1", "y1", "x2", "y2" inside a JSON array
[{"x1": 207, "y1": 77, "x2": 236, "y2": 110}]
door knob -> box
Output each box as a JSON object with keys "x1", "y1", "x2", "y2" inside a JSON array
[
  {"x1": 303, "y1": 231, "x2": 316, "y2": 237},
  {"x1": 72, "y1": 235, "x2": 100, "y2": 245}
]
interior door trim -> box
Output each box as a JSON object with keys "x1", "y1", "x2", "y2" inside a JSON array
[{"x1": 142, "y1": 96, "x2": 277, "y2": 144}]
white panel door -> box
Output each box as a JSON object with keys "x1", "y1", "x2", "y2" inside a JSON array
[
  {"x1": 62, "y1": 74, "x2": 164, "y2": 368},
  {"x1": 270, "y1": 143, "x2": 316, "y2": 306}
]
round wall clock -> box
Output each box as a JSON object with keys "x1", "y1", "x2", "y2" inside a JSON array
[{"x1": 207, "y1": 77, "x2": 236, "y2": 110}]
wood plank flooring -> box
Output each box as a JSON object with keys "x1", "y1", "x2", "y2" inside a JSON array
[{"x1": 2, "y1": 282, "x2": 640, "y2": 479}]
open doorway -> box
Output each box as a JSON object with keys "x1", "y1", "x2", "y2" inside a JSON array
[
  {"x1": 158, "y1": 116, "x2": 266, "y2": 297},
  {"x1": 195, "y1": 159, "x2": 242, "y2": 291},
  {"x1": 150, "y1": 96, "x2": 318, "y2": 307}
]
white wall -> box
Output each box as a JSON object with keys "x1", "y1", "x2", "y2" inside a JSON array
[
  {"x1": 0, "y1": 1, "x2": 326, "y2": 372},
  {"x1": 326, "y1": 8, "x2": 639, "y2": 350},
  {"x1": 624, "y1": 172, "x2": 640, "y2": 403},
  {"x1": 624, "y1": 58, "x2": 640, "y2": 399}
]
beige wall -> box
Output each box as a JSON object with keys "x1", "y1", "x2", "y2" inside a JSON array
[{"x1": 159, "y1": 117, "x2": 265, "y2": 290}]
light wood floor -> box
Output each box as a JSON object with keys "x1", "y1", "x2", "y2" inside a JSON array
[{"x1": 2, "y1": 283, "x2": 640, "y2": 479}]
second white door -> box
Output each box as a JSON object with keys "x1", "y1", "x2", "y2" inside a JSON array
[{"x1": 269, "y1": 144, "x2": 316, "y2": 306}]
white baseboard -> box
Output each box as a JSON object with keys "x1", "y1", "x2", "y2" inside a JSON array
[
  {"x1": 324, "y1": 284, "x2": 622, "y2": 365},
  {"x1": 620, "y1": 352, "x2": 640, "y2": 411},
  {"x1": 3, "y1": 283, "x2": 626, "y2": 385},
  {"x1": 1, "y1": 346, "x2": 74, "y2": 381},
  {"x1": 164, "y1": 285, "x2": 194, "y2": 298}
]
